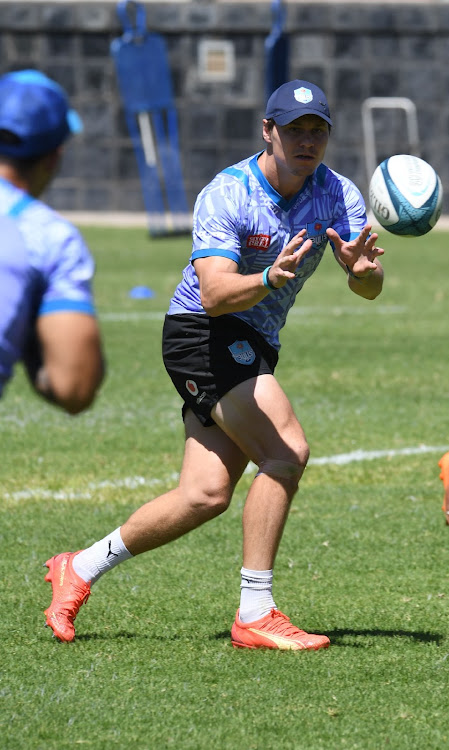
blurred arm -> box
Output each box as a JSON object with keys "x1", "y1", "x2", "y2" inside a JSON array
[{"x1": 23, "y1": 311, "x2": 105, "y2": 414}]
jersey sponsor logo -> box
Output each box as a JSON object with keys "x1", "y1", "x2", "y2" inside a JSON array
[
  {"x1": 294, "y1": 86, "x2": 313, "y2": 104},
  {"x1": 228, "y1": 340, "x2": 256, "y2": 366},
  {"x1": 186, "y1": 379, "x2": 199, "y2": 396},
  {"x1": 246, "y1": 234, "x2": 271, "y2": 250}
]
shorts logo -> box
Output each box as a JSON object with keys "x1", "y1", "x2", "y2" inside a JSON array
[
  {"x1": 228, "y1": 340, "x2": 256, "y2": 366},
  {"x1": 186, "y1": 379, "x2": 199, "y2": 396},
  {"x1": 246, "y1": 234, "x2": 271, "y2": 250}
]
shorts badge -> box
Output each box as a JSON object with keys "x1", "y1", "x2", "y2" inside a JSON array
[
  {"x1": 228, "y1": 340, "x2": 256, "y2": 366},
  {"x1": 186, "y1": 379, "x2": 199, "y2": 396}
]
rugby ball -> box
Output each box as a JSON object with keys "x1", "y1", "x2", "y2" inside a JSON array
[{"x1": 369, "y1": 154, "x2": 443, "y2": 236}]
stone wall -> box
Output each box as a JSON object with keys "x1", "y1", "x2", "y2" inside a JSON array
[{"x1": 1, "y1": 1, "x2": 448, "y2": 214}]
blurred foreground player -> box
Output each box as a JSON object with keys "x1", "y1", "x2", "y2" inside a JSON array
[
  {"x1": 44, "y1": 80, "x2": 384, "y2": 649},
  {"x1": 0, "y1": 70, "x2": 104, "y2": 413}
]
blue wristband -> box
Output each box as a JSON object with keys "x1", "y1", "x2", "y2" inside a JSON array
[{"x1": 263, "y1": 265, "x2": 276, "y2": 291}]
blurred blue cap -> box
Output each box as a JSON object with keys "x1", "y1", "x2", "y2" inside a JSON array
[
  {"x1": 0, "y1": 69, "x2": 83, "y2": 159},
  {"x1": 265, "y1": 79, "x2": 332, "y2": 127}
]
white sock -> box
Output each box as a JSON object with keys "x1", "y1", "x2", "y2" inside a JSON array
[
  {"x1": 239, "y1": 567, "x2": 277, "y2": 623},
  {"x1": 72, "y1": 527, "x2": 133, "y2": 585}
]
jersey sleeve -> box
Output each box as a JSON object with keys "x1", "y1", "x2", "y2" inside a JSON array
[
  {"x1": 36, "y1": 224, "x2": 97, "y2": 317},
  {"x1": 191, "y1": 174, "x2": 248, "y2": 266},
  {"x1": 0, "y1": 216, "x2": 33, "y2": 392},
  {"x1": 329, "y1": 174, "x2": 368, "y2": 243}
]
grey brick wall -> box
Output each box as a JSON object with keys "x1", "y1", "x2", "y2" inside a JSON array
[{"x1": 1, "y1": 1, "x2": 448, "y2": 213}]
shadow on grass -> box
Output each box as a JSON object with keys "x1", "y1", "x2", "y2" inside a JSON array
[
  {"x1": 70, "y1": 628, "x2": 444, "y2": 646},
  {"x1": 75, "y1": 631, "x2": 180, "y2": 642},
  {"x1": 312, "y1": 628, "x2": 443, "y2": 647},
  {"x1": 213, "y1": 628, "x2": 444, "y2": 647}
]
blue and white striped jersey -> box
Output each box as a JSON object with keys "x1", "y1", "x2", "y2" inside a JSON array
[
  {"x1": 0, "y1": 177, "x2": 96, "y2": 396},
  {"x1": 168, "y1": 152, "x2": 368, "y2": 350}
]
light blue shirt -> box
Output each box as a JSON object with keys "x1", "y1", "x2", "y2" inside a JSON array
[
  {"x1": 0, "y1": 178, "x2": 96, "y2": 396},
  {"x1": 168, "y1": 152, "x2": 368, "y2": 350}
]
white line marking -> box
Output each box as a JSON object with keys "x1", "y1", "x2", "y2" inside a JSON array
[
  {"x1": 308, "y1": 444, "x2": 449, "y2": 466},
  {"x1": 100, "y1": 312, "x2": 164, "y2": 322},
  {"x1": 3, "y1": 473, "x2": 179, "y2": 502},
  {"x1": 4, "y1": 447, "x2": 448, "y2": 502}
]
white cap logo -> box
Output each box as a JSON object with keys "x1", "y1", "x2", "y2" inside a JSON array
[{"x1": 294, "y1": 87, "x2": 313, "y2": 104}]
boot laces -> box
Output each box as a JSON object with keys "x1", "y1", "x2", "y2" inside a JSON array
[{"x1": 265, "y1": 609, "x2": 306, "y2": 637}]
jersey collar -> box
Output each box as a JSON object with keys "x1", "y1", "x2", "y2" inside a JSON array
[{"x1": 249, "y1": 151, "x2": 311, "y2": 212}]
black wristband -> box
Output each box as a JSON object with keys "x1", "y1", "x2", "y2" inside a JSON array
[{"x1": 345, "y1": 264, "x2": 364, "y2": 280}]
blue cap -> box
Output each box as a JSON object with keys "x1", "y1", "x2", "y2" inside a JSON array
[
  {"x1": 0, "y1": 69, "x2": 83, "y2": 159},
  {"x1": 265, "y1": 80, "x2": 332, "y2": 127}
]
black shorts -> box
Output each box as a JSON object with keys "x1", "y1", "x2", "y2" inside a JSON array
[{"x1": 162, "y1": 313, "x2": 279, "y2": 427}]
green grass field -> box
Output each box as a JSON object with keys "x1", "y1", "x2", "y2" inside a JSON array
[{"x1": 2, "y1": 225, "x2": 449, "y2": 749}]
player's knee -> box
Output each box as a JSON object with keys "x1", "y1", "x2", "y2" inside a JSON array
[
  {"x1": 188, "y1": 485, "x2": 232, "y2": 519},
  {"x1": 258, "y1": 443, "x2": 309, "y2": 488},
  {"x1": 258, "y1": 458, "x2": 303, "y2": 484}
]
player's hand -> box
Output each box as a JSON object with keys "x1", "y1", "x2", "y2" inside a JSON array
[
  {"x1": 268, "y1": 229, "x2": 313, "y2": 289},
  {"x1": 327, "y1": 225, "x2": 384, "y2": 278}
]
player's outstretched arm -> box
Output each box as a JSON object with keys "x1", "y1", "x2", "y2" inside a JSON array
[
  {"x1": 327, "y1": 225, "x2": 384, "y2": 300},
  {"x1": 23, "y1": 311, "x2": 105, "y2": 414}
]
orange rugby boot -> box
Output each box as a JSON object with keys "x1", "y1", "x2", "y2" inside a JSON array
[
  {"x1": 231, "y1": 608, "x2": 330, "y2": 651},
  {"x1": 438, "y1": 452, "x2": 449, "y2": 525},
  {"x1": 44, "y1": 551, "x2": 91, "y2": 642}
]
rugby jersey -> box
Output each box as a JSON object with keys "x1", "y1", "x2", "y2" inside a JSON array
[{"x1": 168, "y1": 152, "x2": 368, "y2": 350}]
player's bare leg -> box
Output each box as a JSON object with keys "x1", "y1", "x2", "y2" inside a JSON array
[
  {"x1": 118, "y1": 374, "x2": 306, "y2": 564},
  {"x1": 121, "y1": 412, "x2": 248, "y2": 554},
  {"x1": 212, "y1": 374, "x2": 307, "y2": 568},
  {"x1": 212, "y1": 375, "x2": 330, "y2": 650},
  {"x1": 241, "y1": 472, "x2": 298, "y2": 569},
  {"x1": 44, "y1": 412, "x2": 248, "y2": 641}
]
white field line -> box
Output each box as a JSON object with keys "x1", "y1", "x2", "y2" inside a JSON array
[
  {"x1": 100, "y1": 305, "x2": 406, "y2": 323},
  {"x1": 3, "y1": 473, "x2": 180, "y2": 502},
  {"x1": 4, "y1": 446, "x2": 448, "y2": 502},
  {"x1": 101, "y1": 311, "x2": 165, "y2": 322},
  {"x1": 308, "y1": 444, "x2": 449, "y2": 466}
]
